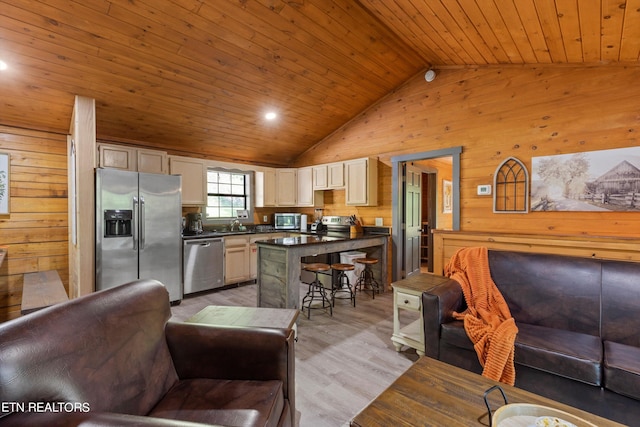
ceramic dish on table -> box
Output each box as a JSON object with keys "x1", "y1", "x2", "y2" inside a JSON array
[{"x1": 484, "y1": 386, "x2": 597, "y2": 427}]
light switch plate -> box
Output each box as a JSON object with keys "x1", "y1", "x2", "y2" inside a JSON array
[
  {"x1": 477, "y1": 185, "x2": 492, "y2": 195},
  {"x1": 263, "y1": 215, "x2": 268, "y2": 223}
]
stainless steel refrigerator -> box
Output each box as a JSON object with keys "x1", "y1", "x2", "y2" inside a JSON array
[{"x1": 96, "y1": 168, "x2": 182, "y2": 302}]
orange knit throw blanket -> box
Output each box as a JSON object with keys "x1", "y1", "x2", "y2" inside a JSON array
[{"x1": 445, "y1": 247, "x2": 518, "y2": 385}]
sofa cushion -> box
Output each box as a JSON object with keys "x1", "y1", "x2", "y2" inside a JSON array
[
  {"x1": 601, "y1": 260, "x2": 640, "y2": 347},
  {"x1": 487, "y1": 251, "x2": 601, "y2": 336},
  {"x1": 604, "y1": 341, "x2": 640, "y2": 400},
  {"x1": 440, "y1": 321, "x2": 602, "y2": 386},
  {"x1": 149, "y1": 378, "x2": 285, "y2": 427},
  {"x1": 515, "y1": 323, "x2": 602, "y2": 386}
]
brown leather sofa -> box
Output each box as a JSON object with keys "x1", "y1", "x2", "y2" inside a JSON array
[
  {"x1": 0, "y1": 279, "x2": 295, "y2": 426},
  {"x1": 422, "y1": 249, "x2": 640, "y2": 425}
]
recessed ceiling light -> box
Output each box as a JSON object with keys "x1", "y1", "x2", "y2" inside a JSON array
[
  {"x1": 265, "y1": 112, "x2": 277, "y2": 121},
  {"x1": 0, "y1": 60, "x2": 7, "y2": 71}
]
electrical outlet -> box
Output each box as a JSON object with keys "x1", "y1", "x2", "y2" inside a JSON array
[{"x1": 263, "y1": 215, "x2": 268, "y2": 223}]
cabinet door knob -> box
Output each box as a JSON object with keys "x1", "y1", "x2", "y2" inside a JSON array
[{"x1": 404, "y1": 299, "x2": 409, "y2": 304}]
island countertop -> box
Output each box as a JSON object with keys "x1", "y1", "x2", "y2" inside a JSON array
[
  {"x1": 256, "y1": 232, "x2": 389, "y2": 309},
  {"x1": 258, "y1": 232, "x2": 389, "y2": 247}
]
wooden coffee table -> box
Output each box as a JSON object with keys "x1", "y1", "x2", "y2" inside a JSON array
[
  {"x1": 351, "y1": 357, "x2": 623, "y2": 427},
  {"x1": 185, "y1": 305, "x2": 299, "y2": 337}
]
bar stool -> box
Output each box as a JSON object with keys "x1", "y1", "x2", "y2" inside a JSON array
[
  {"x1": 330, "y1": 263, "x2": 356, "y2": 307},
  {"x1": 354, "y1": 257, "x2": 381, "y2": 299},
  {"x1": 301, "y1": 263, "x2": 333, "y2": 319}
]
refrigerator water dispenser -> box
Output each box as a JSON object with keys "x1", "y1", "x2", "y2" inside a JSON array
[{"x1": 104, "y1": 210, "x2": 132, "y2": 237}]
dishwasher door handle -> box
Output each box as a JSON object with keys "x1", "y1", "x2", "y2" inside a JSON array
[{"x1": 199, "y1": 242, "x2": 211, "y2": 247}]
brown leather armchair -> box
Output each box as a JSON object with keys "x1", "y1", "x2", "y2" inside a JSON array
[{"x1": 0, "y1": 280, "x2": 295, "y2": 427}]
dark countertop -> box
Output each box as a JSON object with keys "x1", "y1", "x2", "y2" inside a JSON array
[
  {"x1": 257, "y1": 232, "x2": 388, "y2": 247},
  {"x1": 182, "y1": 227, "x2": 390, "y2": 242},
  {"x1": 182, "y1": 229, "x2": 275, "y2": 240}
]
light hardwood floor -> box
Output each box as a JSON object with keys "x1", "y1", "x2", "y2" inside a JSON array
[{"x1": 171, "y1": 282, "x2": 420, "y2": 427}]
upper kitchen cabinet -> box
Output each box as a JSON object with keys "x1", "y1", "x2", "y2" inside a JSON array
[
  {"x1": 137, "y1": 148, "x2": 168, "y2": 174},
  {"x1": 98, "y1": 143, "x2": 168, "y2": 174},
  {"x1": 345, "y1": 157, "x2": 378, "y2": 206},
  {"x1": 256, "y1": 167, "x2": 323, "y2": 207},
  {"x1": 255, "y1": 169, "x2": 276, "y2": 207},
  {"x1": 312, "y1": 162, "x2": 344, "y2": 190},
  {"x1": 312, "y1": 165, "x2": 328, "y2": 190},
  {"x1": 98, "y1": 143, "x2": 136, "y2": 171},
  {"x1": 168, "y1": 156, "x2": 206, "y2": 206},
  {"x1": 276, "y1": 168, "x2": 297, "y2": 206},
  {"x1": 297, "y1": 167, "x2": 323, "y2": 207},
  {"x1": 328, "y1": 162, "x2": 345, "y2": 188}
]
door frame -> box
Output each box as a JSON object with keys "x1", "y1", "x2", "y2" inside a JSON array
[{"x1": 391, "y1": 146, "x2": 462, "y2": 282}]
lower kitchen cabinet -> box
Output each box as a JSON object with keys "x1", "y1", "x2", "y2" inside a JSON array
[
  {"x1": 224, "y1": 236, "x2": 251, "y2": 284},
  {"x1": 226, "y1": 233, "x2": 290, "y2": 285}
]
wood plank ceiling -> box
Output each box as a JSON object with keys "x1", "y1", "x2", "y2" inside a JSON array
[{"x1": 1, "y1": 0, "x2": 639, "y2": 167}]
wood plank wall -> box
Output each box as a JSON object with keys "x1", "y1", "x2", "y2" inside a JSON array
[
  {"x1": 432, "y1": 231, "x2": 640, "y2": 275},
  {"x1": 0, "y1": 126, "x2": 69, "y2": 321},
  {"x1": 295, "y1": 66, "x2": 640, "y2": 250}
]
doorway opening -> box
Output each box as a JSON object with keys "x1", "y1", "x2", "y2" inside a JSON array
[{"x1": 391, "y1": 147, "x2": 462, "y2": 282}]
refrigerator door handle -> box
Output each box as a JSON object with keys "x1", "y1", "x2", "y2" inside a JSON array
[
  {"x1": 133, "y1": 196, "x2": 139, "y2": 250},
  {"x1": 140, "y1": 196, "x2": 146, "y2": 250}
]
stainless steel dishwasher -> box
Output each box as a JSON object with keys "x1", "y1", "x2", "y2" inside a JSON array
[{"x1": 183, "y1": 237, "x2": 224, "y2": 295}]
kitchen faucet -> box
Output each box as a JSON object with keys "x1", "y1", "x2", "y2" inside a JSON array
[{"x1": 230, "y1": 219, "x2": 241, "y2": 231}]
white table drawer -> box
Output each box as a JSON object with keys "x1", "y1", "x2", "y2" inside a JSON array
[{"x1": 397, "y1": 292, "x2": 421, "y2": 310}]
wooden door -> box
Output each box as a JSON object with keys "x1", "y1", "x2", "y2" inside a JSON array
[{"x1": 404, "y1": 164, "x2": 422, "y2": 277}]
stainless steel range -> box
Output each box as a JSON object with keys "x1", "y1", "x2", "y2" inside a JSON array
[{"x1": 321, "y1": 215, "x2": 353, "y2": 232}]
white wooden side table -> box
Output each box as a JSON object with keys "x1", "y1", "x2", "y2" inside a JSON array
[{"x1": 391, "y1": 273, "x2": 450, "y2": 355}]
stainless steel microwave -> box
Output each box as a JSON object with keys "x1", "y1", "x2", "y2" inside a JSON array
[{"x1": 274, "y1": 213, "x2": 301, "y2": 230}]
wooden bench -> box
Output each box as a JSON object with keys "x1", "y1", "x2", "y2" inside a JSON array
[{"x1": 21, "y1": 270, "x2": 69, "y2": 315}]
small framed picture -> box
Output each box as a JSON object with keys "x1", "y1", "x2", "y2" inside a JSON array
[
  {"x1": 0, "y1": 152, "x2": 9, "y2": 215},
  {"x1": 443, "y1": 179, "x2": 452, "y2": 214}
]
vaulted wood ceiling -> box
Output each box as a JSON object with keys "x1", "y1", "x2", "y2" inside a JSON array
[{"x1": 1, "y1": 1, "x2": 639, "y2": 167}]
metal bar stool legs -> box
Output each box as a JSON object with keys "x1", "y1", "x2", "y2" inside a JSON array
[
  {"x1": 354, "y1": 257, "x2": 381, "y2": 299},
  {"x1": 301, "y1": 263, "x2": 333, "y2": 319},
  {"x1": 330, "y1": 263, "x2": 356, "y2": 307}
]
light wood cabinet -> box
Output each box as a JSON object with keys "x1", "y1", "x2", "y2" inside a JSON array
[
  {"x1": 169, "y1": 156, "x2": 206, "y2": 205},
  {"x1": 328, "y1": 162, "x2": 344, "y2": 188},
  {"x1": 98, "y1": 144, "x2": 168, "y2": 174},
  {"x1": 345, "y1": 157, "x2": 378, "y2": 206},
  {"x1": 258, "y1": 167, "x2": 321, "y2": 207},
  {"x1": 313, "y1": 162, "x2": 344, "y2": 190},
  {"x1": 276, "y1": 168, "x2": 297, "y2": 206},
  {"x1": 225, "y1": 246, "x2": 250, "y2": 284},
  {"x1": 263, "y1": 169, "x2": 277, "y2": 207},
  {"x1": 137, "y1": 148, "x2": 167, "y2": 174},
  {"x1": 297, "y1": 166, "x2": 321, "y2": 207},
  {"x1": 225, "y1": 236, "x2": 251, "y2": 284},
  {"x1": 98, "y1": 144, "x2": 137, "y2": 171},
  {"x1": 312, "y1": 165, "x2": 328, "y2": 190}
]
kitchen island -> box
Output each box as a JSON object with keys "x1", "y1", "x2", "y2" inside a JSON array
[{"x1": 256, "y1": 233, "x2": 389, "y2": 309}]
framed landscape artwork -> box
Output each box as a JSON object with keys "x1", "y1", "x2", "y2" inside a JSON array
[
  {"x1": 0, "y1": 152, "x2": 9, "y2": 214},
  {"x1": 531, "y1": 146, "x2": 640, "y2": 212}
]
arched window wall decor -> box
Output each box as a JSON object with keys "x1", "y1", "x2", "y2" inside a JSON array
[{"x1": 493, "y1": 157, "x2": 529, "y2": 213}]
